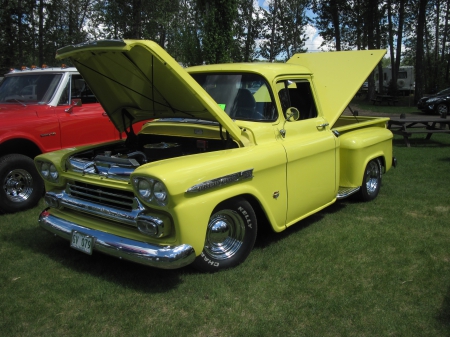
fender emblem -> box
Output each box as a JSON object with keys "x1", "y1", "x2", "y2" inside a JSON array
[
  {"x1": 186, "y1": 169, "x2": 253, "y2": 193},
  {"x1": 40, "y1": 132, "x2": 56, "y2": 137}
]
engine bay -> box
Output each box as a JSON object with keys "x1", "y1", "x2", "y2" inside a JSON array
[{"x1": 66, "y1": 133, "x2": 238, "y2": 179}]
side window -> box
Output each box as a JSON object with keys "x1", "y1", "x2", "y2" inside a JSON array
[
  {"x1": 277, "y1": 80, "x2": 317, "y2": 120},
  {"x1": 398, "y1": 71, "x2": 407, "y2": 79},
  {"x1": 71, "y1": 74, "x2": 98, "y2": 104}
]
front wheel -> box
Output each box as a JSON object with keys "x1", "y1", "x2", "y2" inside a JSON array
[
  {"x1": 192, "y1": 197, "x2": 257, "y2": 272},
  {"x1": 358, "y1": 159, "x2": 382, "y2": 202},
  {"x1": 436, "y1": 103, "x2": 448, "y2": 117},
  {"x1": 0, "y1": 154, "x2": 44, "y2": 213}
]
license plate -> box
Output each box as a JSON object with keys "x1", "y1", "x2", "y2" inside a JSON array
[{"x1": 70, "y1": 231, "x2": 94, "y2": 255}]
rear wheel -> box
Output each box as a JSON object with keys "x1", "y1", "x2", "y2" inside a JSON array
[
  {"x1": 0, "y1": 154, "x2": 44, "y2": 213},
  {"x1": 193, "y1": 197, "x2": 257, "y2": 272},
  {"x1": 358, "y1": 159, "x2": 382, "y2": 202}
]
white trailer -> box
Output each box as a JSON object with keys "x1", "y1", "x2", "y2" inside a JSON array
[{"x1": 375, "y1": 66, "x2": 414, "y2": 95}]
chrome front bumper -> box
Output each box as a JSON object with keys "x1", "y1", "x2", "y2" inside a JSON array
[{"x1": 38, "y1": 210, "x2": 196, "y2": 269}]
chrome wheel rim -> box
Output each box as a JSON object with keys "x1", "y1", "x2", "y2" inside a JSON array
[
  {"x1": 3, "y1": 169, "x2": 34, "y2": 202},
  {"x1": 204, "y1": 209, "x2": 246, "y2": 260},
  {"x1": 365, "y1": 161, "x2": 380, "y2": 196},
  {"x1": 438, "y1": 104, "x2": 448, "y2": 116}
]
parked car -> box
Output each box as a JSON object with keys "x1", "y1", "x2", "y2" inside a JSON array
[
  {"x1": 0, "y1": 65, "x2": 147, "y2": 213},
  {"x1": 417, "y1": 88, "x2": 450, "y2": 116},
  {"x1": 36, "y1": 40, "x2": 395, "y2": 271}
]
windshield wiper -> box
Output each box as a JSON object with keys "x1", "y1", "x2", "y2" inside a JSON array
[{"x1": 4, "y1": 98, "x2": 27, "y2": 106}]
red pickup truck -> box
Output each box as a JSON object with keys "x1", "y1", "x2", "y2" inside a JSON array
[{"x1": 0, "y1": 65, "x2": 143, "y2": 213}]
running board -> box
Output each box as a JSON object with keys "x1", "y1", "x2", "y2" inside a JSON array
[{"x1": 337, "y1": 186, "x2": 360, "y2": 199}]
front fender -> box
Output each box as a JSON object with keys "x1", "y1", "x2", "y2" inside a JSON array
[{"x1": 132, "y1": 143, "x2": 288, "y2": 254}]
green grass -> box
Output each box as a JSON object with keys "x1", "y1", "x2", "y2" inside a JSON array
[
  {"x1": 351, "y1": 95, "x2": 421, "y2": 115},
  {"x1": 2, "y1": 133, "x2": 450, "y2": 336}
]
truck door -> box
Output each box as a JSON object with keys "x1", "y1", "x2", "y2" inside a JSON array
[
  {"x1": 276, "y1": 79, "x2": 337, "y2": 226},
  {"x1": 57, "y1": 74, "x2": 120, "y2": 148}
]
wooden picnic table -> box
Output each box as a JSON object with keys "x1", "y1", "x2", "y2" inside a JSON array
[
  {"x1": 387, "y1": 115, "x2": 450, "y2": 147},
  {"x1": 371, "y1": 95, "x2": 398, "y2": 106}
]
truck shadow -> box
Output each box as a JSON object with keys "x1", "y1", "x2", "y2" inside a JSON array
[
  {"x1": 436, "y1": 285, "x2": 450, "y2": 333},
  {"x1": 255, "y1": 200, "x2": 348, "y2": 249},
  {"x1": 10, "y1": 226, "x2": 187, "y2": 292},
  {"x1": 8, "y1": 199, "x2": 349, "y2": 291}
]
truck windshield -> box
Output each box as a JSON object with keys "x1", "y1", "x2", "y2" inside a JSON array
[
  {"x1": 0, "y1": 74, "x2": 62, "y2": 104},
  {"x1": 190, "y1": 73, "x2": 277, "y2": 121}
]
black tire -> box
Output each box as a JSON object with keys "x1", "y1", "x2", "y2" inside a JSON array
[
  {"x1": 358, "y1": 159, "x2": 382, "y2": 202},
  {"x1": 192, "y1": 197, "x2": 257, "y2": 272},
  {"x1": 0, "y1": 154, "x2": 44, "y2": 213},
  {"x1": 436, "y1": 104, "x2": 448, "y2": 117}
]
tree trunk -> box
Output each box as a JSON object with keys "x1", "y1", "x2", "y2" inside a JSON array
[
  {"x1": 244, "y1": 0, "x2": 253, "y2": 62},
  {"x1": 330, "y1": 0, "x2": 341, "y2": 51},
  {"x1": 441, "y1": 0, "x2": 450, "y2": 63},
  {"x1": 366, "y1": 0, "x2": 377, "y2": 100},
  {"x1": 415, "y1": 0, "x2": 428, "y2": 102},
  {"x1": 18, "y1": 0, "x2": 23, "y2": 65},
  {"x1": 39, "y1": 0, "x2": 44, "y2": 66},
  {"x1": 434, "y1": 0, "x2": 440, "y2": 90},
  {"x1": 387, "y1": 0, "x2": 396, "y2": 95},
  {"x1": 395, "y1": 0, "x2": 405, "y2": 84},
  {"x1": 270, "y1": 0, "x2": 278, "y2": 62},
  {"x1": 132, "y1": 0, "x2": 142, "y2": 39}
]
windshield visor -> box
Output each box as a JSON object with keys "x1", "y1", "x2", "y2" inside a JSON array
[
  {"x1": 0, "y1": 74, "x2": 62, "y2": 104},
  {"x1": 190, "y1": 73, "x2": 277, "y2": 121}
]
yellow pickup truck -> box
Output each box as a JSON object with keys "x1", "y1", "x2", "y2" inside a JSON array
[{"x1": 36, "y1": 40, "x2": 396, "y2": 271}]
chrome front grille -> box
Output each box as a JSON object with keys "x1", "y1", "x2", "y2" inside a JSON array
[{"x1": 67, "y1": 181, "x2": 135, "y2": 211}]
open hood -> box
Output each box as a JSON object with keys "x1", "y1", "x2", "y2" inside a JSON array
[
  {"x1": 56, "y1": 40, "x2": 246, "y2": 145},
  {"x1": 287, "y1": 50, "x2": 386, "y2": 127}
]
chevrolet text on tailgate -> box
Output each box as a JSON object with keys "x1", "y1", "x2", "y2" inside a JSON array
[
  {"x1": 36, "y1": 40, "x2": 396, "y2": 271},
  {"x1": 0, "y1": 65, "x2": 127, "y2": 213}
]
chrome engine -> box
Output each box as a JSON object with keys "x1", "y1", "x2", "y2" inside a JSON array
[
  {"x1": 66, "y1": 142, "x2": 183, "y2": 180},
  {"x1": 66, "y1": 134, "x2": 236, "y2": 180}
]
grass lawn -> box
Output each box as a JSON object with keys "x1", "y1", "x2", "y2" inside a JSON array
[
  {"x1": 350, "y1": 95, "x2": 420, "y2": 116},
  {"x1": 1, "y1": 113, "x2": 450, "y2": 336}
]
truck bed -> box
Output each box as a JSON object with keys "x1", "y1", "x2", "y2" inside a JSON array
[{"x1": 333, "y1": 115, "x2": 390, "y2": 133}]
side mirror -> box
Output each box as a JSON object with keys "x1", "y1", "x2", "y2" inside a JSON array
[
  {"x1": 72, "y1": 99, "x2": 82, "y2": 107},
  {"x1": 285, "y1": 107, "x2": 300, "y2": 122},
  {"x1": 280, "y1": 107, "x2": 300, "y2": 138},
  {"x1": 64, "y1": 99, "x2": 82, "y2": 113}
]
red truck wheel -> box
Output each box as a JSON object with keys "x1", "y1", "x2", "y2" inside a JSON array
[{"x1": 0, "y1": 154, "x2": 44, "y2": 213}]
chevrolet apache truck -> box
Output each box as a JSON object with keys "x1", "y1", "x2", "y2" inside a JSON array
[
  {"x1": 36, "y1": 40, "x2": 396, "y2": 271},
  {"x1": 0, "y1": 66, "x2": 147, "y2": 213}
]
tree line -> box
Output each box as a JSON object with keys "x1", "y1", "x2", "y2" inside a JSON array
[{"x1": 0, "y1": 0, "x2": 448, "y2": 102}]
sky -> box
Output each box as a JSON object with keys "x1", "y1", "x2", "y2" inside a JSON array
[{"x1": 257, "y1": 0, "x2": 325, "y2": 52}]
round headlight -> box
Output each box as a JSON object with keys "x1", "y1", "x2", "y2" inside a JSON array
[
  {"x1": 153, "y1": 181, "x2": 168, "y2": 205},
  {"x1": 49, "y1": 164, "x2": 58, "y2": 181},
  {"x1": 41, "y1": 162, "x2": 50, "y2": 179},
  {"x1": 137, "y1": 179, "x2": 152, "y2": 200}
]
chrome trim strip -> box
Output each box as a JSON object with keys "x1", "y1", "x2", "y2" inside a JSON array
[
  {"x1": 186, "y1": 169, "x2": 254, "y2": 193},
  {"x1": 336, "y1": 186, "x2": 360, "y2": 199},
  {"x1": 39, "y1": 210, "x2": 196, "y2": 269}
]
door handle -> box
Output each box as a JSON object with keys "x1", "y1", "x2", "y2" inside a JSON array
[{"x1": 316, "y1": 123, "x2": 329, "y2": 129}]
